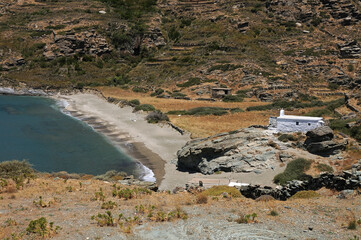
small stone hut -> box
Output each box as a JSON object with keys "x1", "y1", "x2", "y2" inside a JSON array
[
  {"x1": 211, "y1": 88, "x2": 232, "y2": 98},
  {"x1": 269, "y1": 109, "x2": 325, "y2": 132}
]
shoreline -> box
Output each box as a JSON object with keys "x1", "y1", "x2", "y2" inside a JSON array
[
  {"x1": 54, "y1": 93, "x2": 191, "y2": 186},
  {"x1": 1, "y1": 86, "x2": 288, "y2": 190}
]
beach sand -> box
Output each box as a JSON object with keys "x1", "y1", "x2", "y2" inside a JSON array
[{"x1": 55, "y1": 93, "x2": 285, "y2": 190}]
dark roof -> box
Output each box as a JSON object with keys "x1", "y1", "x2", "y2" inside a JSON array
[{"x1": 211, "y1": 88, "x2": 232, "y2": 90}]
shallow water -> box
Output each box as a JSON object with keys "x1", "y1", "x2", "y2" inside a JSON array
[{"x1": 0, "y1": 95, "x2": 141, "y2": 177}]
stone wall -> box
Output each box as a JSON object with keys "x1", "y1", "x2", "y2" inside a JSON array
[{"x1": 239, "y1": 160, "x2": 361, "y2": 200}]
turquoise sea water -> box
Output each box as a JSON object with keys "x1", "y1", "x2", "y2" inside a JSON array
[{"x1": 0, "y1": 95, "x2": 140, "y2": 176}]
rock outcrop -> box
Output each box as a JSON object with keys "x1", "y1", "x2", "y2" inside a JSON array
[
  {"x1": 177, "y1": 128, "x2": 289, "y2": 174},
  {"x1": 43, "y1": 30, "x2": 112, "y2": 60},
  {"x1": 239, "y1": 159, "x2": 361, "y2": 200},
  {"x1": 337, "y1": 40, "x2": 361, "y2": 58},
  {"x1": 304, "y1": 126, "x2": 347, "y2": 156}
]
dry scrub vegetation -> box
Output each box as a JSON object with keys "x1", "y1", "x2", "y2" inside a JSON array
[
  {"x1": 98, "y1": 86, "x2": 275, "y2": 137},
  {"x1": 1, "y1": 173, "x2": 361, "y2": 239}
]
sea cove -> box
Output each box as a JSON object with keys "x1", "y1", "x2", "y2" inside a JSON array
[{"x1": 0, "y1": 95, "x2": 142, "y2": 177}]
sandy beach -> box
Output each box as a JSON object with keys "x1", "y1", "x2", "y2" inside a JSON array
[{"x1": 55, "y1": 93, "x2": 286, "y2": 190}]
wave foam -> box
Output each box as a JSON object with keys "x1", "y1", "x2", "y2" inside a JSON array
[{"x1": 139, "y1": 163, "x2": 156, "y2": 182}]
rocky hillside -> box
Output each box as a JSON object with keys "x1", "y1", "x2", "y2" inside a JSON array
[
  {"x1": 0, "y1": 0, "x2": 360, "y2": 91},
  {"x1": 0, "y1": 0, "x2": 360, "y2": 138}
]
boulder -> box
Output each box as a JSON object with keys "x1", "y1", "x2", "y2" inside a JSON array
[
  {"x1": 305, "y1": 126, "x2": 334, "y2": 142},
  {"x1": 177, "y1": 128, "x2": 281, "y2": 174},
  {"x1": 304, "y1": 126, "x2": 347, "y2": 156},
  {"x1": 305, "y1": 140, "x2": 346, "y2": 155}
]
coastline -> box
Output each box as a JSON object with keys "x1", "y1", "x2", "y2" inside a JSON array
[
  {"x1": 1, "y1": 86, "x2": 286, "y2": 190},
  {"x1": 53, "y1": 93, "x2": 191, "y2": 186}
]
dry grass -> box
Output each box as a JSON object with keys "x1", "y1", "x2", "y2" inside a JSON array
[
  {"x1": 1, "y1": 176, "x2": 361, "y2": 239},
  {"x1": 169, "y1": 112, "x2": 270, "y2": 138},
  {"x1": 97, "y1": 86, "x2": 274, "y2": 137},
  {"x1": 289, "y1": 190, "x2": 321, "y2": 200}
]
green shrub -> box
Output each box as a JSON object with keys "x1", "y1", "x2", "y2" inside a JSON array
[
  {"x1": 101, "y1": 201, "x2": 117, "y2": 210},
  {"x1": 134, "y1": 104, "x2": 156, "y2": 112},
  {"x1": 132, "y1": 86, "x2": 149, "y2": 93},
  {"x1": 45, "y1": 24, "x2": 66, "y2": 30},
  {"x1": 348, "y1": 220, "x2": 357, "y2": 230},
  {"x1": 202, "y1": 186, "x2": 242, "y2": 198},
  {"x1": 171, "y1": 92, "x2": 187, "y2": 98},
  {"x1": 30, "y1": 30, "x2": 52, "y2": 37},
  {"x1": 315, "y1": 163, "x2": 333, "y2": 173},
  {"x1": 150, "y1": 88, "x2": 164, "y2": 96},
  {"x1": 235, "y1": 89, "x2": 250, "y2": 98},
  {"x1": 230, "y1": 108, "x2": 244, "y2": 113},
  {"x1": 26, "y1": 217, "x2": 60, "y2": 237},
  {"x1": 128, "y1": 99, "x2": 140, "y2": 106},
  {"x1": 167, "y1": 110, "x2": 188, "y2": 115},
  {"x1": 91, "y1": 211, "x2": 116, "y2": 227},
  {"x1": 168, "y1": 107, "x2": 230, "y2": 116},
  {"x1": 187, "y1": 107, "x2": 228, "y2": 116},
  {"x1": 273, "y1": 158, "x2": 312, "y2": 185},
  {"x1": 278, "y1": 134, "x2": 296, "y2": 142},
  {"x1": 146, "y1": 110, "x2": 169, "y2": 123},
  {"x1": 223, "y1": 95, "x2": 244, "y2": 102},
  {"x1": 290, "y1": 190, "x2": 320, "y2": 199},
  {"x1": 168, "y1": 26, "x2": 180, "y2": 41},
  {"x1": 108, "y1": 75, "x2": 131, "y2": 86},
  {"x1": 0, "y1": 160, "x2": 36, "y2": 189},
  {"x1": 329, "y1": 119, "x2": 361, "y2": 142},
  {"x1": 207, "y1": 64, "x2": 242, "y2": 73},
  {"x1": 99, "y1": 0, "x2": 157, "y2": 20},
  {"x1": 176, "y1": 78, "x2": 201, "y2": 88},
  {"x1": 269, "y1": 210, "x2": 278, "y2": 216},
  {"x1": 235, "y1": 213, "x2": 257, "y2": 224},
  {"x1": 328, "y1": 82, "x2": 339, "y2": 90}
]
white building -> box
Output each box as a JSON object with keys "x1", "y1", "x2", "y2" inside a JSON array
[{"x1": 269, "y1": 109, "x2": 325, "y2": 132}]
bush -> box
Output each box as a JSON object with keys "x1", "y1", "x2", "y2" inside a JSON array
[
  {"x1": 187, "y1": 107, "x2": 228, "y2": 116},
  {"x1": 328, "y1": 82, "x2": 340, "y2": 90},
  {"x1": 0, "y1": 160, "x2": 36, "y2": 189},
  {"x1": 273, "y1": 158, "x2": 312, "y2": 185},
  {"x1": 168, "y1": 107, "x2": 230, "y2": 116},
  {"x1": 329, "y1": 119, "x2": 361, "y2": 142},
  {"x1": 168, "y1": 26, "x2": 181, "y2": 41},
  {"x1": 171, "y1": 92, "x2": 187, "y2": 98},
  {"x1": 207, "y1": 64, "x2": 242, "y2": 73},
  {"x1": 278, "y1": 134, "x2": 296, "y2": 142},
  {"x1": 150, "y1": 88, "x2": 164, "y2": 96},
  {"x1": 26, "y1": 217, "x2": 60, "y2": 237},
  {"x1": 176, "y1": 78, "x2": 201, "y2": 88},
  {"x1": 134, "y1": 104, "x2": 156, "y2": 112},
  {"x1": 128, "y1": 99, "x2": 140, "y2": 106},
  {"x1": 132, "y1": 86, "x2": 148, "y2": 93},
  {"x1": 230, "y1": 108, "x2": 244, "y2": 113},
  {"x1": 235, "y1": 213, "x2": 257, "y2": 224},
  {"x1": 99, "y1": 0, "x2": 157, "y2": 20},
  {"x1": 269, "y1": 210, "x2": 278, "y2": 216},
  {"x1": 146, "y1": 110, "x2": 169, "y2": 123},
  {"x1": 290, "y1": 190, "x2": 320, "y2": 199},
  {"x1": 202, "y1": 186, "x2": 242, "y2": 198},
  {"x1": 315, "y1": 163, "x2": 333, "y2": 173},
  {"x1": 348, "y1": 220, "x2": 357, "y2": 230},
  {"x1": 223, "y1": 95, "x2": 244, "y2": 102},
  {"x1": 108, "y1": 75, "x2": 131, "y2": 86}
]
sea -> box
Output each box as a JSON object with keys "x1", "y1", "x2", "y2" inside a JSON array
[{"x1": 0, "y1": 94, "x2": 154, "y2": 181}]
